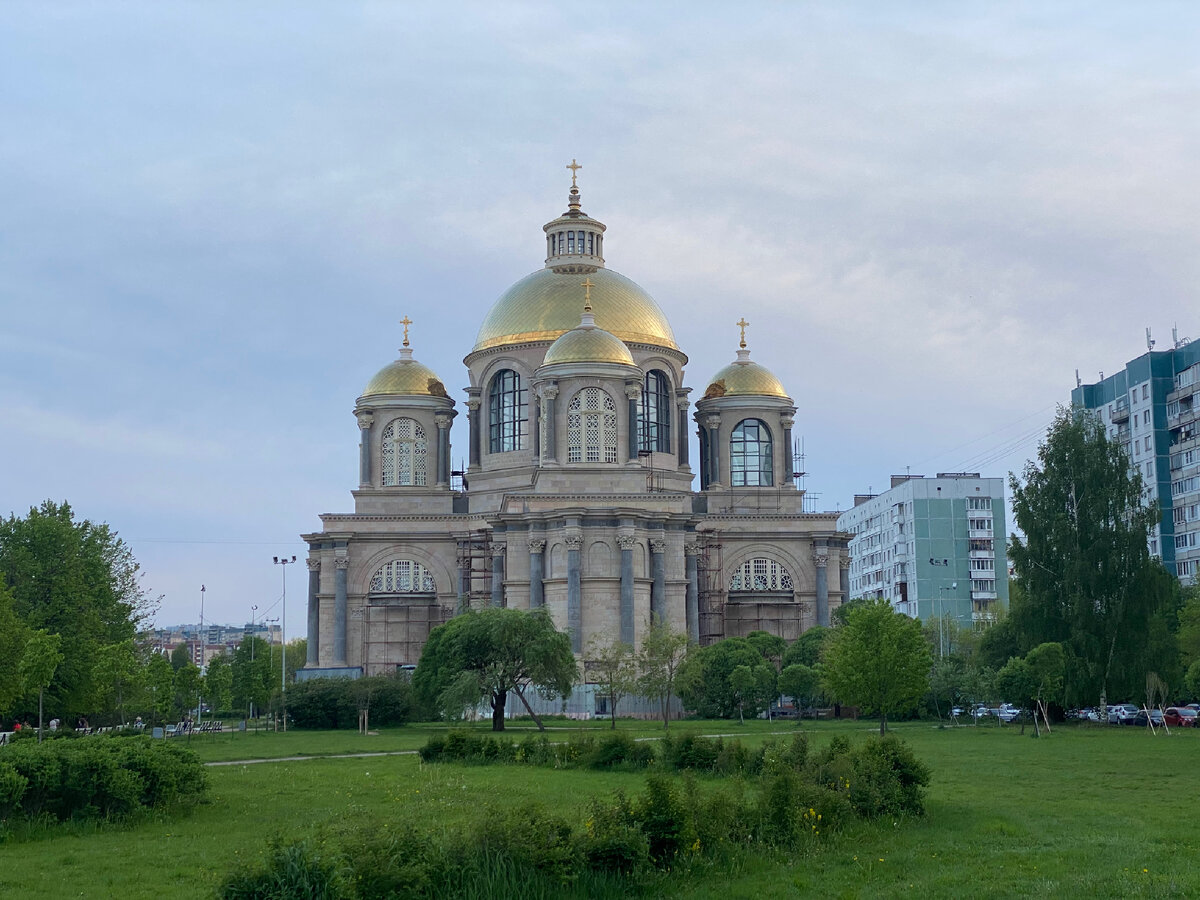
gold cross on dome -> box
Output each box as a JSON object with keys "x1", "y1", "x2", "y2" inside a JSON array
[
  {"x1": 581, "y1": 277, "x2": 595, "y2": 311},
  {"x1": 566, "y1": 158, "x2": 582, "y2": 187},
  {"x1": 737, "y1": 317, "x2": 750, "y2": 349},
  {"x1": 400, "y1": 315, "x2": 413, "y2": 347}
]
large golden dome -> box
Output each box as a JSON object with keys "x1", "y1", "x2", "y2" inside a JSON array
[
  {"x1": 704, "y1": 353, "x2": 789, "y2": 400},
  {"x1": 361, "y1": 351, "x2": 450, "y2": 399},
  {"x1": 472, "y1": 267, "x2": 678, "y2": 353}
]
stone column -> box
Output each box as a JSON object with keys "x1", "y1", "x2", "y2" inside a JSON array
[
  {"x1": 705, "y1": 415, "x2": 722, "y2": 487},
  {"x1": 467, "y1": 392, "x2": 482, "y2": 469},
  {"x1": 676, "y1": 397, "x2": 690, "y2": 467},
  {"x1": 650, "y1": 538, "x2": 667, "y2": 623},
  {"x1": 839, "y1": 555, "x2": 851, "y2": 608},
  {"x1": 356, "y1": 412, "x2": 374, "y2": 487},
  {"x1": 617, "y1": 534, "x2": 636, "y2": 644},
  {"x1": 334, "y1": 557, "x2": 349, "y2": 666},
  {"x1": 306, "y1": 558, "x2": 320, "y2": 666},
  {"x1": 490, "y1": 542, "x2": 506, "y2": 608},
  {"x1": 435, "y1": 412, "x2": 453, "y2": 486},
  {"x1": 528, "y1": 539, "x2": 546, "y2": 609},
  {"x1": 566, "y1": 534, "x2": 582, "y2": 653},
  {"x1": 625, "y1": 382, "x2": 641, "y2": 460},
  {"x1": 814, "y1": 549, "x2": 830, "y2": 627},
  {"x1": 542, "y1": 385, "x2": 558, "y2": 461},
  {"x1": 684, "y1": 542, "x2": 701, "y2": 644},
  {"x1": 781, "y1": 415, "x2": 794, "y2": 487}
]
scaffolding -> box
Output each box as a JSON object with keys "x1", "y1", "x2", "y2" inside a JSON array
[
  {"x1": 698, "y1": 536, "x2": 724, "y2": 646},
  {"x1": 456, "y1": 530, "x2": 493, "y2": 612}
]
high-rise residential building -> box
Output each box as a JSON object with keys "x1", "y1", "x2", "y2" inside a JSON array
[
  {"x1": 837, "y1": 473, "x2": 1010, "y2": 629},
  {"x1": 1071, "y1": 334, "x2": 1200, "y2": 584}
]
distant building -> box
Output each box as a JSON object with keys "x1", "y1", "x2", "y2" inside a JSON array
[
  {"x1": 1071, "y1": 334, "x2": 1200, "y2": 584},
  {"x1": 837, "y1": 473, "x2": 1009, "y2": 629}
]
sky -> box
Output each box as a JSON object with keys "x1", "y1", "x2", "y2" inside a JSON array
[{"x1": 3, "y1": 2, "x2": 1198, "y2": 629}]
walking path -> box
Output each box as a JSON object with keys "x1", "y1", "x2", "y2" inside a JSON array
[{"x1": 203, "y1": 729, "x2": 804, "y2": 767}]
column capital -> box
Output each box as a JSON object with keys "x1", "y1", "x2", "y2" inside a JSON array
[
  {"x1": 676, "y1": 396, "x2": 691, "y2": 412},
  {"x1": 306, "y1": 557, "x2": 321, "y2": 572},
  {"x1": 624, "y1": 382, "x2": 642, "y2": 400},
  {"x1": 839, "y1": 555, "x2": 852, "y2": 570},
  {"x1": 540, "y1": 383, "x2": 559, "y2": 400},
  {"x1": 528, "y1": 539, "x2": 546, "y2": 554},
  {"x1": 684, "y1": 541, "x2": 703, "y2": 556},
  {"x1": 617, "y1": 534, "x2": 637, "y2": 551},
  {"x1": 466, "y1": 398, "x2": 481, "y2": 411},
  {"x1": 813, "y1": 551, "x2": 829, "y2": 569},
  {"x1": 435, "y1": 411, "x2": 454, "y2": 427},
  {"x1": 356, "y1": 411, "x2": 375, "y2": 430},
  {"x1": 704, "y1": 414, "x2": 722, "y2": 430},
  {"x1": 649, "y1": 538, "x2": 667, "y2": 554},
  {"x1": 489, "y1": 542, "x2": 506, "y2": 555},
  {"x1": 564, "y1": 534, "x2": 583, "y2": 551},
  {"x1": 335, "y1": 556, "x2": 350, "y2": 570},
  {"x1": 780, "y1": 415, "x2": 795, "y2": 429}
]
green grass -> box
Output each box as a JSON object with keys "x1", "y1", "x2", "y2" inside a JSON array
[{"x1": 3, "y1": 720, "x2": 1198, "y2": 898}]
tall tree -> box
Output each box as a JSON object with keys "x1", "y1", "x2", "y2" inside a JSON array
[
  {"x1": 782, "y1": 626, "x2": 830, "y2": 669},
  {"x1": 21, "y1": 630, "x2": 63, "y2": 741},
  {"x1": 144, "y1": 652, "x2": 175, "y2": 727},
  {"x1": 585, "y1": 638, "x2": 638, "y2": 729},
  {"x1": 231, "y1": 635, "x2": 273, "y2": 718},
  {"x1": 413, "y1": 608, "x2": 576, "y2": 732},
  {"x1": 822, "y1": 597, "x2": 932, "y2": 735},
  {"x1": 204, "y1": 653, "x2": 234, "y2": 714},
  {"x1": 0, "y1": 501, "x2": 154, "y2": 712},
  {"x1": 92, "y1": 639, "x2": 142, "y2": 726},
  {"x1": 0, "y1": 583, "x2": 27, "y2": 714},
  {"x1": 637, "y1": 617, "x2": 690, "y2": 730},
  {"x1": 676, "y1": 636, "x2": 774, "y2": 719},
  {"x1": 1009, "y1": 408, "x2": 1174, "y2": 703},
  {"x1": 173, "y1": 663, "x2": 202, "y2": 720}
]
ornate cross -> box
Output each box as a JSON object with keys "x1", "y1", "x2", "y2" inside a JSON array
[
  {"x1": 581, "y1": 277, "x2": 595, "y2": 311},
  {"x1": 400, "y1": 315, "x2": 412, "y2": 347},
  {"x1": 566, "y1": 158, "x2": 582, "y2": 187},
  {"x1": 737, "y1": 317, "x2": 750, "y2": 348}
]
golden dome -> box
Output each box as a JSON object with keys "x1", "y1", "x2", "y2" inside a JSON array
[
  {"x1": 543, "y1": 322, "x2": 635, "y2": 367},
  {"x1": 704, "y1": 353, "x2": 789, "y2": 400},
  {"x1": 362, "y1": 351, "x2": 450, "y2": 399},
  {"x1": 472, "y1": 267, "x2": 678, "y2": 353}
]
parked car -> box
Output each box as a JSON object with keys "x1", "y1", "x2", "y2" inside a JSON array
[
  {"x1": 1164, "y1": 707, "x2": 1197, "y2": 727},
  {"x1": 998, "y1": 705, "x2": 1022, "y2": 723},
  {"x1": 1131, "y1": 709, "x2": 1166, "y2": 727},
  {"x1": 1108, "y1": 704, "x2": 1139, "y2": 724}
]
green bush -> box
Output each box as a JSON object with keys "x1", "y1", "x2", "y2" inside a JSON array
[
  {"x1": 470, "y1": 802, "x2": 582, "y2": 886},
  {"x1": 846, "y1": 734, "x2": 931, "y2": 818},
  {"x1": 286, "y1": 674, "x2": 413, "y2": 730},
  {"x1": 585, "y1": 731, "x2": 653, "y2": 770},
  {"x1": 581, "y1": 792, "x2": 649, "y2": 876},
  {"x1": 0, "y1": 763, "x2": 28, "y2": 819},
  {"x1": 338, "y1": 825, "x2": 448, "y2": 898},
  {"x1": 631, "y1": 774, "x2": 697, "y2": 865},
  {"x1": 218, "y1": 837, "x2": 347, "y2": 899}
]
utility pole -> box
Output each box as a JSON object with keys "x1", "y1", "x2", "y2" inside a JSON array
[{"x1": 273, "y1": 556, "x2": 296, "y2": 731}]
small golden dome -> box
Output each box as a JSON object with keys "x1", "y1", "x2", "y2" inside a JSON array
[
  {"x1": 705, "y1": 353, "x2": 789, "y2": 400},
  {"x1": 362, "y1": 351, "x2": 450, "y2": 399},
  {"x1": 473, "y1": 267, "x2": 678, "y2": 353},
  {"x1": 543, "y1": 323, "x2": 635, "y2": 367}
]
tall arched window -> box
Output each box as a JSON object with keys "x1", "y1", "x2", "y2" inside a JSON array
[
  {"x1": 730, "y1": 419, "x2": 773, "y2": 486},
  {"x1": 370, "y1": 559, "x2": 436, "y2": 594},
  {"x1": 488, "y1": 369, "x2": 527, "y2": 453},
  {"x1": 729, "y1": 558, "x2": 794, "y2": 592},
  {"x1": 567, "y1": 388, "x2": 618, "y2": 463},
  {"x1": 381, "y1": 418, "x2": 427, "y2": 486},
  {"x1": 638, "y1": 370, "x2": 672, "y2": 453}
]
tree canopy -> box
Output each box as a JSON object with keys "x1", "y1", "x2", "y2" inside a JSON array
[
  {"x1": 1009, "y1": 408, "x2": 1178, "y2": 703},
  {"x1": 413, "y1": 607, "x2": 576, "y2": 731},
  {"x1": 637, "y1": 617, "x2": 691, "y2": 730},
  {"x1": 676, "y1": 636, "x2": 774, "y2": 720},
  {"x1": 822, "y1": 597, "x2": 932, "y2": 735}
]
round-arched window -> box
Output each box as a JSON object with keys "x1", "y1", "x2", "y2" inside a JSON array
[
  {"x1": 488, "y1": 369, "x2": 528, "y2": 453},
  {"x1": 729, "y1": 558, "x2": 794, "y2": 592},
  {"x1": 638, "y1": 370, "x2": 672, "y2": 453},
  {"x1": 370, "y1": 559, "x2": 436, "y2": 594},
  {"x1": 567, "y1": 388, "x2": 618, "y2": 463},
  {"x1": 730, "y1": 419, "x2": 773, "y2": 486},
  {"x1": 381, "y1": 418, "x2": 427, "y2": 486}
]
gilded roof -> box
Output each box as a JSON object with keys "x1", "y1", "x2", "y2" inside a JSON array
[
  {"x1": 472, "y1": 267, "x2": 678, "y2": 353},
  {"x1": 704, "y1": 360, "x2": 789, "y2": 399},
  {"x1": 542, "y1": 325, "x2": 635, "y2": 366},
  {"x1": 362, "y1": 356, "x2": 450, "y2": 399}
]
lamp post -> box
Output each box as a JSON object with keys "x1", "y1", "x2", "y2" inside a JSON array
[
  {"x1": 198, "y1": 584, "x2": 206, "y2": 726},
  {"x1": 249, "y1": 605, "x2": 258, "y2": 720},
  {"x1": 938, "y1": 582, "x2": 957, "y2": 659},
  {"x1": 273, "y1": 556, "x2": 296, "y2": 731}
]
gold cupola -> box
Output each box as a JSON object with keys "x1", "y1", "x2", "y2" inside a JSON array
[
  {"x1": 361, "y1": 318, "x2": 451, "y2": 400},
  {"x1": 542, "y1": 280, "x2": 636, "y2": 367},
  {"x1": 470, "y1": 162, "x2": 681, "y2": 357},
  {"x1": 702, "y1": 319, "x2": 790, "y2": 400}
]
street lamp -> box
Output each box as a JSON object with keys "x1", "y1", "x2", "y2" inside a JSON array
[
  {"x1": 273, "y1": 556, "x2": 296, "y2": 731},
  {"x1": 249, "y1": 604, "x2": 258, "y2": 720},
  {"x1": 937, "y1": 581, "x2": 958, "y2": 658}
]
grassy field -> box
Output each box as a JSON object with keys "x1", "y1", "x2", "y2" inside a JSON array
[{"x1": 2, "y1": 719, "x2": 1197, "y2": 898}]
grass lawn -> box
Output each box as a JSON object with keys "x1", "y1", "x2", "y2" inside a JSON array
[{"x1": 2, "y1": 719, "x2": 1197, "y2": 898}]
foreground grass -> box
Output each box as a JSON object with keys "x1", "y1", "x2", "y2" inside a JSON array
[{"x1": 2, "y1": 720, "x2": 1198, "y2": 897}]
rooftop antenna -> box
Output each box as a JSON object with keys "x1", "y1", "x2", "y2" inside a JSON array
[
  {"x1": 1075, "y1": 368, "x2": 1081, "y2": 389},
  {"x1": 1147, "y1": 327, "x2": 1155, "y2": 351},
  {"x1": 1099, "y1": 370, "x2": 1104, "y2": 381},
  {"x1": 792, "y1": 435, "x2": 807, "y2": 490}
]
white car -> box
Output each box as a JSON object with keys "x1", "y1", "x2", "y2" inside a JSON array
[{"x1": 1107, "y1": 704, "x2": 1139, "y2": 724}]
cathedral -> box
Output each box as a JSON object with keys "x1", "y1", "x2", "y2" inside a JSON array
[{"x1": 300, "y1": 166, "x2": 850, "y2": 679}]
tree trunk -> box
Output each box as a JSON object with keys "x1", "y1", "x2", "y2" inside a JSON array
[
  {"x1": 513, "y1": 685, "x2": 545, "y2": 731},
  {"x1": 491, "y1": 690, "x2": 507, "y2": 731},
  {"x1": 738, "y1": 700, "x2": 744, "y2": 726},
  {"x1": 879, "y1": 712, "x2": 887, "y2": 737},
  {"x1": 610, "y1": 701, "x2": 617, "y2": 730},
  {"x1": 38, "y1": 688, "x2": 44, "y2": 743}
]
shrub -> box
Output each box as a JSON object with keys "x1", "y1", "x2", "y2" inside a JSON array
[
  {"x1": 338, "y1": 824, "x2": 447, "y2": 898},
  {"x1": 663, "y1": 733, "x2": 720, "y2": 773},
  {"x1": 685, "y1": 779, "x2": 754, "y2": 853},
  {"x1": 286, "y1": 674, "x2": 414, "y2": 730},
  {"x1": 631, "y1": 774, "x2": 697, "y2": 865},
  {"x1": 0, "y1": 763, "x2": 28, "y2": 820},
  {"x1": 218, "y1": 837, "x2": 346, "y2": 900},
  {"x1": 847, "y1": 734, "x2": 931, "y2": 818},
  {"x1": 580, "y1": 792, "x2": 648, "y2": 876},
  {"x1": 756, "y1": 773, "x2": 851, "y2": 847},
  {"x1": 469, "y1": 802, "x2": 582, "y2": 885},
  {"x1": 586, "y1": 731, "x2": 653, "y2": 770}
]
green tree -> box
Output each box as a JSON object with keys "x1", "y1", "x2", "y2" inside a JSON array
[
  {"x1": 231, "y1": 636, "x2": 273, "y2": 718},
  {"x1": 1185, "y1": 660, "x2": 1200, "y2": 701},
  {"x1": 0, "y1": 583, "x2": 28, "y2": 713},
  {"x1": 170, "y1": 643, "x2": 192, "y2": 671},
  {"x1": 676, "y1": 636, "x2": 774, "y2": 719},
  {"x1": 782, "y1": 626, "x2": 830, "y2": 669},
  {"x1": 1009, "y1": 408, "x2": 1174, "y2": 704},
  {"x1": 0, "y1": 501, "x2": 153, "y2": 712},
  {"x1": 173, "y1": 663, "x2": 202, "y2": 720},
  {"x1": 637, "y1": 617, "x2": 690, "y2": 730},
  {"x1": 20, "y1": 629, "x2": 63, "y2": 741},
  {"x1": 144, "y1": 652, "x2": 175, "y2": 726},
  {"x1": 1175, "y1": 586, "x2": 1200, "y2": 670},
  {"x1": 204, "y1": 653, "x2": 234, "y2": 714},
  {"x1": 412, "y1": 608, "x2": 576, "y2": 732},
  {"x1": 584, "y1": 638, "x2": 638, "y2": 729},
  {"x1": 778, "y1": 662, "x2": 820, "y2": 710},
  {"x1": 822, "y1": 597, "x2": 932, "y2": 735},
  {"x1": 92, "y1": 639, "x2": 142, "y2": 726},
  {"x1": 744, "y1": 630, "x2": 786, "y2": 668}
]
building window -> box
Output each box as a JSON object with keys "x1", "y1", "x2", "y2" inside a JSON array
[
  {"x1": 1143, "y1": 384, "x2": 1149, "y2": 400},
  {"x1": 567, "y1": 231, "x2": 575, "y2": 254},
  {"x1": 488, "y1": 369, "x2": 528, "y2": 453},
  {"x1": 967, "y1": 497, "x2": 992, "y2": 511},
  {"x1": 730, "y1": 419, "x2": 773, "y2": 486},
  {"x1": 729, "y1": 558, "x2": 794, "y2": 592},
  {"x1": 587, "y1": 232, "x2": 594, "y2": 254},
  {"x1": 567, "y1": 388, "x2": 618, "y2": 463},
  {"x1": 381, "y1": 417, "x2": 427, "y2": 486},
  {"x1": 638, "y1": 370, "x2": 672, "y2": 453},
  {"x1": 369, "y1": 559, "x2": 436, "y2": 594}
]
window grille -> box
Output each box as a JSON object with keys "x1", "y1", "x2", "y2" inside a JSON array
[
  {"x1": 729, "y1": 558, "x2": 794, "y2": 591},
  {"x1": 369, "y1": 559, "x2": 436, "y2": 593},
  {"x1": 381, "y1": 418, "x2": 427, "y2": 486},
  {"x1": 730, "y1": 419, "x2": 773, "y2": 486},
  {"x1": 568, "y1": 388, "x2": 618, "y2": 463}
]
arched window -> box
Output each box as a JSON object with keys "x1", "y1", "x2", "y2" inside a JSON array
[
  {"x1": 729, "y1": 558, "x2": 794, "y2": 592},
  {"x1": 381, "y1": 418, "x2": 427, "y2": 486},
  {"x1": 567, "y1": 388, "x2": 618, "y2": 463},
  {"x1": 489, "y1": 369, "x2": 528, "y2": 453},
  {"x1": 730, "y1": 419, "x2": 773, "y2": 486},
  {"x1": 370, "y1": 559, "x2": 436, "y2": 594},
  {"x1": 638, "y1": 370, "x2": 672, "y2": 453}
]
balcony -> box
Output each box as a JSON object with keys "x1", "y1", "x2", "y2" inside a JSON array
[
  {"x1": 969, "y1": 549, "x2": 995, "y2": 560},
  {"x1": 971, "y1": 590, "x2": 998, "y2": 601},
  {"x1": 969, "y1": 529, "x2": 994, "y2": 540},
  {"x1": 1111, "y1": 398, "x2": 1130, "y2": 423}
]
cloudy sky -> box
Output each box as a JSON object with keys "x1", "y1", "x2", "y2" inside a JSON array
[{"x1": 3, "y1": 3, "x2": 1198, "y2": 628}]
